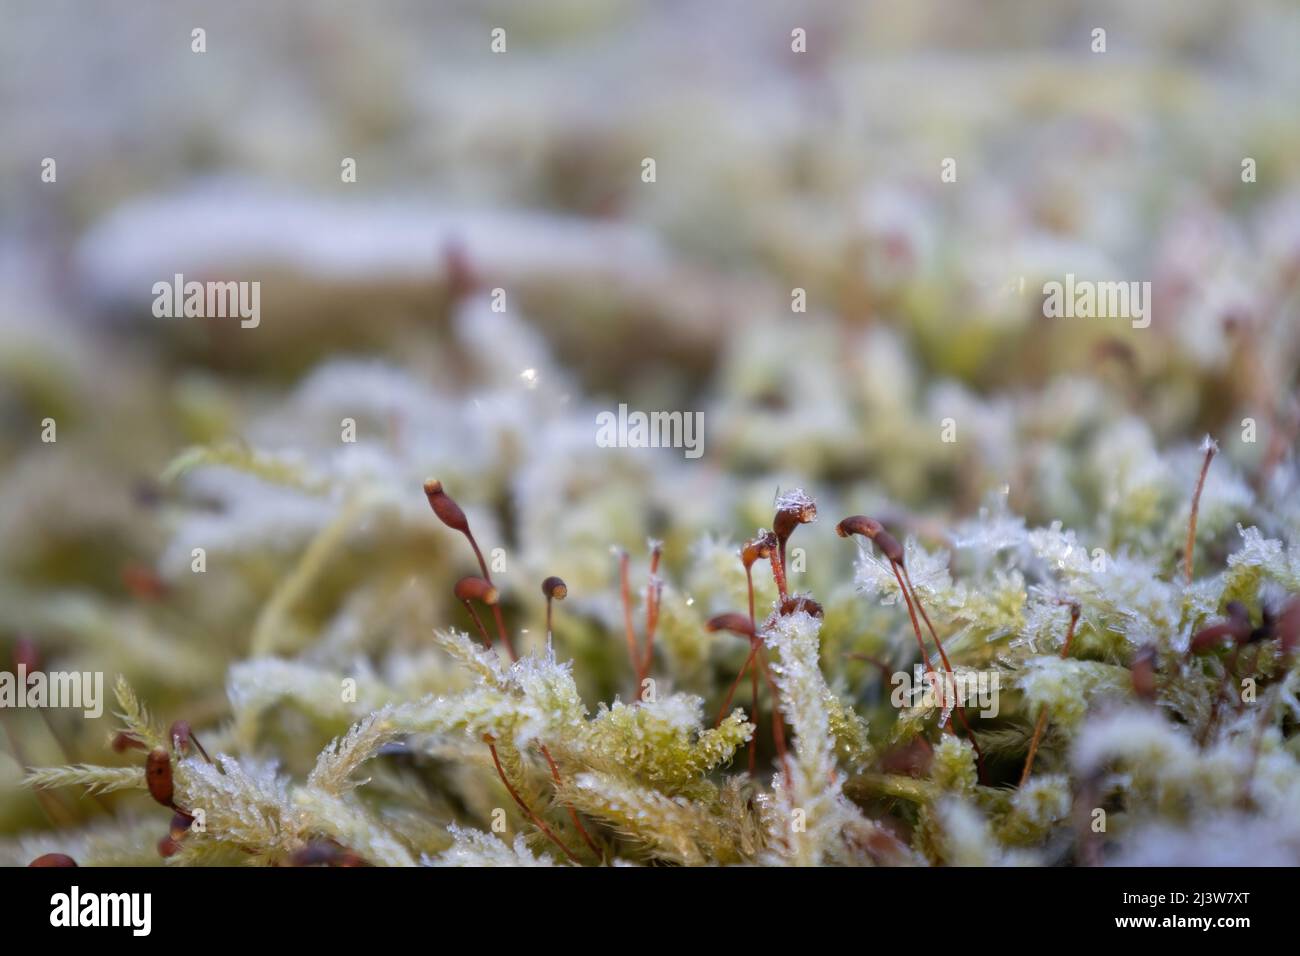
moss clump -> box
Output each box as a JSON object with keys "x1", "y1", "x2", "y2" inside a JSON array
[{"x1": 13, "y1": 455, "x2": 1300, "y2": 866}]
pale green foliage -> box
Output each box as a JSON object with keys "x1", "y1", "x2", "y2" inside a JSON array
[
  {"x1": 427, "y1": 824, "x2": 555, "y2": 867},
  {"x1": 581, "y1": 698, "x2": 753, "y2": 792},
  {"x1": 996, "y1": 775, "x2": 1072, "y2": 847},
  {"x1": 930, "y1": 736, "x2": 978, "y2": 795},
  {"x1": 558, "y1": 771, "x2": 752, "y2": 865},
  {"x1": 111, "y1": 674, "x2": 164, "y2": 749},
  {"x1": 759, "y1": 610, "x2": 893, "y2": 866},
  {"x1": 0, "y1": 819, "x2": 165, "y2": 868},
  {"x1": 228, "y1": 659, "x2": 371, "y2": 726},
  {"x1": 11, "y1": 379, "x2": 1300, "y2": 868},
  {"x1": 179, "y1": 756, "x2": 295, "y2": 861},
  {"x1": 308, "y1": 706, "x2": 407, "y2": 795},
  {"x1": 162, "y1": 443, "x2": 326, "y2": 492},
  {"x1": 6, "y1": 0, "x2": 1300, "y2": 870},
  {"x1": 1017, "y1": 658, "x2": 1131, "y2": 727},
  {"x1": 292, "y1": 788, "x2": 416, "y2": 867},
  {"x1": 24, "y1": 765, "x2": 145, "y2": 796},
  {"x1": 932, "y1": 798, "x2": 1037, "y2": 867},
  {"x1": 652, "y1": 585, "x2": 711, "y2": 689}
]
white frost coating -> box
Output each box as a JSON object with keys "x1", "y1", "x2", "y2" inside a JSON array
[
  {"x1": 774, "y1": 487, "x2": 817, "y2": 519},
  {"x1": 950, "y1": 504, "x2": 1029, "y2": 555},
  {"x1": 900, "y1": 537, "x2": 952, "y2": 594},
  {"x1": 1229, "y1": 525, "x2": 1300, "y2": 588},
  {"x1": 1026, "y1": 521, "x2": 1091, "y2": 575},
  {"x1": 75, "y1": 186, "x2": 668, "y2": 301},
  {"x1": 426, "y1": 823, "x2": 555, "y2": 867},
  {"x1": 1017, "y1": 657, "x2": 1129, "y2": 727},
  {"x1": 1014, "y1": 597, "x2": 1074, "y2": 654},
  {"x1": 228, "y1": 658, "x2": 364, "y2": 722},
  {"x1": 1114, "y1": 814, "x2": 1299, "y2": 867},
  {"x1": 760, "y1": 610, "x2": 881, "y2": 865},
  {"x1": 179, "y1": 754, "x2": 294, "y2": 851},
  {"x1": 159, "y1": 474, "x2": 337, "y2": 577},
  {"x1": 1071, "y1": 708, "x2": 1196, "y2": 777},
  {"x1": 935, "y1": 797, "x2": 1038, "y2": 866},
  {"x1": 1010, "y1": 775, "x2": 1072, "y2": 828},
  {"x1": 632, "y1": 692, "x2": 706, "y2": 732},
  {"x1": 852, "y1": 540, "x2": 902, "y2": 604},
  {"x1": 853, "y1": 535, "x2": 950, "y2": 606}
]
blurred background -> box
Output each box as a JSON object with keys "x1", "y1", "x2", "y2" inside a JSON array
[{"x1": 1, "y1": 0, "x2": 1298, "y2": 852}]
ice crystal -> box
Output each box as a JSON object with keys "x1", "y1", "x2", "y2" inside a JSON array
[{"x1": 427, "y1": 824, "x2": 555, "y2": 867}]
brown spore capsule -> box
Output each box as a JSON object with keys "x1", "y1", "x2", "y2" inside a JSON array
[
  {"x1": 146, "y1": 747, "x2": 175, "y2": 808},
  {"x1": 423, "y1": 478, "x2": 469, "y2": 534},
  {"x1": 836, "y1": 515, "x2": 904, "y2": 563},
  {"x1": 13, "y1": 636, "x2": 40, "y2": 676},
  {"x1": 112, "y1": 731, "x2": 145, "y2": 753},
  {"x1": 454, "y1": 575, "x2": 499, "y2": 605},
  {"x1": 1131, "y1": 646, "x2": 1158, "y2": 702},
  {"x1": 706, "y1": 612, "x2": 756, "y2": 639},
  {"x1": 168, "y1": 720, "x2": 211, "y2": 763},
  {"x1": 835, "y1": 515, "x2": 882, "y2": 539},
  {"x1": 169, "y1": 720, "x2": 193, "y2": 755},
  {"x1": 773, "y1": 490, "x2": 817, "y2": 541},
  {"x1": 779, "y1": 595, "x2": 824, "y2": 618},
  {"x1": 170, "y1": 811, "x2": 194, "y2": 841}
]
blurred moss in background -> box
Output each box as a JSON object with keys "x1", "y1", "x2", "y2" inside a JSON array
[{"x1": 0, "y1": 1, "x2": 1297, "y2": 863}]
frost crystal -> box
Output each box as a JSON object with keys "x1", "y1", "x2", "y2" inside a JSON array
[{"x1": 774, "y1": 487, "x2": 817, "y2": 521}]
